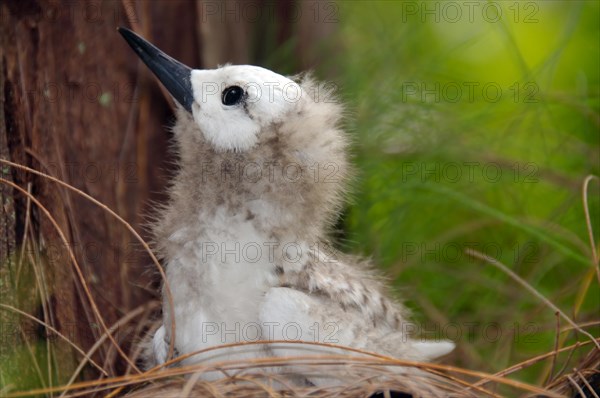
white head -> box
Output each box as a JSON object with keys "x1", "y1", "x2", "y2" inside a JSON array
[
  {"x1": 189, "y1": 65, "x2": 302, "y2": 151},
  {"x1": 120, "y1": 27, "x2": 350, "y2": 245},
  {"x1": 118, "y1": 28, "x2": 305, "y2": 152}
]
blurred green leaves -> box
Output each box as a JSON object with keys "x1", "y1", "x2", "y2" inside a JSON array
[{"x1": 331, "y1": 0, "x2": 599, "y2": 376}]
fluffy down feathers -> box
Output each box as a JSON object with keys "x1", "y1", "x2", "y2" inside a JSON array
[{"x1": 144, "y1": 67, "x2": 453, "y2": 381}]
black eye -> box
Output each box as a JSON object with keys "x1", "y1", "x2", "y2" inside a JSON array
[{"x1": 222, "y1": 86, "x2": 244, "y2": 106}]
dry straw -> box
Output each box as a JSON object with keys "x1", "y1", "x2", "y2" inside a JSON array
[{"x1": 1, "y1": 159, "x2": 598, "y2": 397}]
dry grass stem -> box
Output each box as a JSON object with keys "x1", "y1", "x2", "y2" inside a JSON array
[
  {"x1": 0, "y1": 159, "x2": 177, "y2": 362},
  {"x1": 465, "y1": 248, "x2": 600, "y2": 349}
]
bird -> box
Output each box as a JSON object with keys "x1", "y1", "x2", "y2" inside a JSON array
[{"x1": 118, "y1": 27, "x2": 455, "y2": 384}]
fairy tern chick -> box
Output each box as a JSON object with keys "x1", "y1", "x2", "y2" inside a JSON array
[{"x1": 118, "y1": 28, "x2": 454, "y2": 377}]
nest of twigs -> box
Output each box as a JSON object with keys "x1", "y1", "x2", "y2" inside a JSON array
[{"x1": 0, "y1": 161, "x2": 599, "y2": 398}]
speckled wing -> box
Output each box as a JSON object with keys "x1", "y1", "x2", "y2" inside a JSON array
[{"x1": 258, "y1": 286, "x2": 454, "y2": 385}]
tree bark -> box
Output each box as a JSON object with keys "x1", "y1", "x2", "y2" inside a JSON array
[{"x1": 0, "y1": 0, "x2": 202, "y2": 384}]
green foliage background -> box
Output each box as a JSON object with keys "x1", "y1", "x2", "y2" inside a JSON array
[
  {"x1": 327, "y1": 0, "x2": 599, "y2": 382},
  {"x1": 1, "y1": 0, "x2": 597, "y2": 393}
]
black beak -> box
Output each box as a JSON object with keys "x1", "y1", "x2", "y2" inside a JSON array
[{"x1": 118, "y1": 27, "x2": 194, "y2": 112}]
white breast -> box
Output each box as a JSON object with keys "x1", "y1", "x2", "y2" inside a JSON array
[{"x1": 163, "y1": 205, "x2": 279, "y2": 365}]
